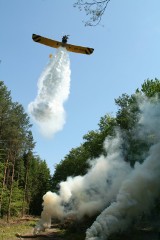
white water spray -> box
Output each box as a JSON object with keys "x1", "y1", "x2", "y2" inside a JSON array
[{"x1": 28, "y1": 47, "x2": 71, "y2": 138}]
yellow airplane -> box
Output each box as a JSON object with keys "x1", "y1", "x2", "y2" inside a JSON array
[{"x1": 32, "y1": 34, "x2": 94, "y2": 55}]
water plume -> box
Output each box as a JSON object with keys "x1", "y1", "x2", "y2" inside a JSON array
[{"x1": 28, "y1": 47, "x2": 71, "y2": 138}]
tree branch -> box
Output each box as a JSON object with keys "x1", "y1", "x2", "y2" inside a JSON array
[{"x1": 74, "y1": 0, "x2": 111, "y2": 26}]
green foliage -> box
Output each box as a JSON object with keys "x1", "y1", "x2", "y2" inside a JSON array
[
  {"x1": 139, "y1": 78, "x2": 160, "y2": 98},
  {"x1": 29, "y1": 158, "x2": 51, "y2": 215},
  {"x1": 115, "y1": 93, "x2": 139, "y2": 130},
  {"x1": 115, "y1": 79, "x2": 160, "y2": 166},
  {"x1": 8, "y1": 183, "x2": 24, "y2": 216},
  {"x1": 0, "y1": 81, "x2": 51, "y2": 218},
  {"x1": 0, "y1": 186, "x2": 9, "y2": 216},
  {"x1": 0, "y1": 162, "x2": 4, "y2": 182}
]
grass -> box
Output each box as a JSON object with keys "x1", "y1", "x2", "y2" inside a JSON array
[{"x1": 0, "y1": 217, "x2": 37, "y2": 240}]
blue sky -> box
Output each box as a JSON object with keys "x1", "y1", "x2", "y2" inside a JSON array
[{"x1": 1, "y1": 0, "x2": 160, "y2": 173}]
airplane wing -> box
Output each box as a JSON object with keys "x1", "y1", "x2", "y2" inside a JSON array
[
  {"x1": 32, "y1": 34, "x2": 94, "y2": 55},
  {"x1": 64, "y1": 43, "x2": 94, "y2": 55},
  {"x1": 32, "y1": 34, "x2": 61, "y2": 48}
]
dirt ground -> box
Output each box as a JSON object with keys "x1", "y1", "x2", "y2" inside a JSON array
[
  {"x1": 16, "y1": 227, "x2": 64, "y2": 240},
  {"x1": 1, "y1": 214, "x2": 160, "y2": 240},
  {"x1": 16, "y1": 228, "x2": 160, "y2": 240},
  {"x1": 14, "y1": 220, "x2": 85, "y2": 240},
  {"x1": 15, "y1": 222, "x2": 160, "y2": 240}
]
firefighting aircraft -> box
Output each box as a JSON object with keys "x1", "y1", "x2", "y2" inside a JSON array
[{"x1": 32, "y1": 34, "x2": 94, "y2": 55}]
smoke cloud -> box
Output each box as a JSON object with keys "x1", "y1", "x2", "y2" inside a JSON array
[
  {"x1": 34, "y1": 96, "x2": 160, "y2": 239},
  {"x1": 28, "y1": 47, "x2": 71, "y2": 138},
  {"x1": 86, "y1": 97, "x2": 160, "y2": 239},
  {"x1": 34, "y1": 132, "x2": 132, "y2": 233}
]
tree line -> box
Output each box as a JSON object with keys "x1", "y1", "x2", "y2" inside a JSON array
[{"x1": 0, "y1": 81, "x2": 51, "y2": 220}]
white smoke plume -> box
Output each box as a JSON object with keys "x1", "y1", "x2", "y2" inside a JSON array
[
  {"x1": 86, "y1": 97, "x2": 160, "y2": 240},
  {"x1": 34, "y1": 132, "x2": 131, "y2": 233},
  {"x1": 28, "y1": 47, "x2": 71, "y2": 138},
  {"x1": 34, "y1": 96, "x2": 160, "y2": 239}
]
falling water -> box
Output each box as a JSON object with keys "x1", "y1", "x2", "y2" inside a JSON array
[{"x1": 28, "y1": 47, "x2": 71, "y2": 138}]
